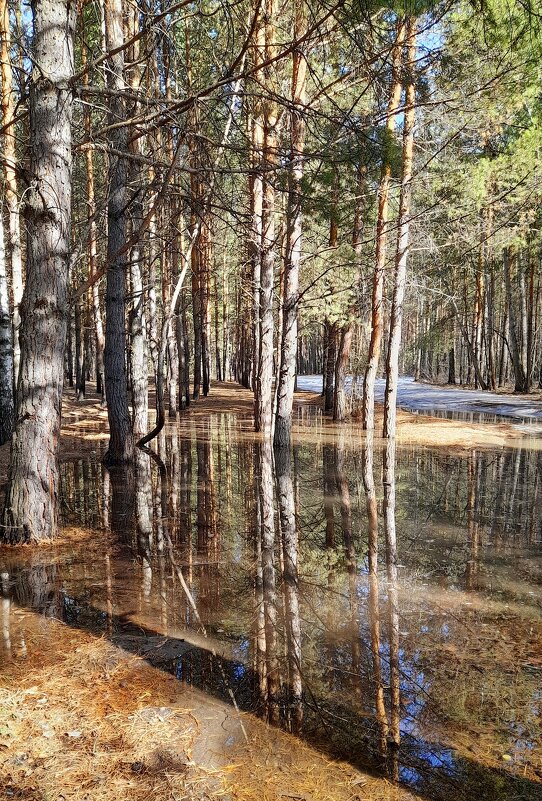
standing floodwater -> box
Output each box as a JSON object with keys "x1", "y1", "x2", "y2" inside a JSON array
[{"x1": 2, "y1": 408, "x2": 542, "y2": 801}]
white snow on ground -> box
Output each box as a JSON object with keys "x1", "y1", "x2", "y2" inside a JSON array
[{"x1": 297, "y1": 375, "x2": 542, "y2": 423}]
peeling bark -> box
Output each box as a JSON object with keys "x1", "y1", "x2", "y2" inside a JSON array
[{"x1": 2, "y1": 0, "x2": 75, "y2": 542}]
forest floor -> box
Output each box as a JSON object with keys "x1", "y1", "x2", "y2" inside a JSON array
[
  {"x1": 1, "y1": 379, "x2": 540, "y2": 801},
  {"x1": 3, "y1": 595, "x2": 410, "y2": 801}
]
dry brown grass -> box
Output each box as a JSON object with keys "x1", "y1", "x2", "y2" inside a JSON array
[
  {"x1": 0, "y1": 608, "x2": 422, "y2": 801},
  {"x1": 0, "y1": 615, "x2": 217, "y2": 801}
]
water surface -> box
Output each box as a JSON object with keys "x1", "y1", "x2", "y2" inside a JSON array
[{"x1": 1, "y1": 407, "x2": 541, "y2": 801}]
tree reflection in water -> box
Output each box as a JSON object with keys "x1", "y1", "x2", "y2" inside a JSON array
[{"x1": 3, "y1": 417, "x2": 542, "y2": 801}]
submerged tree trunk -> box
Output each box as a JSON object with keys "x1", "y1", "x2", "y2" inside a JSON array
[
  {"x1": 363, "y1": 427, "x2": 389, "y2": 756},
  {"x1": 2, "y1": 0, "x2": 74, "y2": 542},
  {"x1": 259, "y1": 439, "x2": 280, "y2": 721},
  {"x1": 103, "y1": 0, "x2": 134, "y2": 464},
  {"x1": 275, "y1": 446, "x2": 302, "y2": 730},
  {"x1": 363, "y1": 19, "x2": 405, "y2": 431}
]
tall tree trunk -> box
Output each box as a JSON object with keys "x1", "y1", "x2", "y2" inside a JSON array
[
  {"x1": 0, "y1": 0, "x2": 23, "y2": 388},
  {"x1": 474, "y1": 233, "x2": 485, "y2": 389},
  {"x1": 214, "y1": 273, "x2": 222, "y2": 381},
  {"x1": 0, "y1": 209, "x2": 14, "y2": 444},
  {"x1": 82, "y1": 46, "x2": 105, "y2": 402},
  {"x1": 383, "y1": 18, "x2": 416, "y2": 439},
  {"x1": 519, "y1": 256, "x2": 529, "y2": 389},
  {"x1": 447, "y1": 346, "x2": 456, "y2": 385},
  {"x1": 2, "y1": 0, "x2": 74, "y2": 542},
  {"x1": 250, "y1": 9, "x2": 265, "y2": 394},
  {"x1": 103, "y1": 0, "x2": 134, "y2": 464},
  {"x1": 126, "y1": 5, "x2": 148, "y2": 438},
  {"x1": 255, "y1": 0, "x2": 277, "y2": 435},
  {"x1": 363, "y1": 19, "x2": 405, "y2": 431},
  {"x1": 222, "y1": 257, "x2": 230, "y2": 379},
  {"x1": 201, "y1": 225, "x2": 212, "y2": 396},
  {"x1": 185, "y1": 20, "x2": 202, "y2": 400},
  {"x1": 75, "y1": 297, "x2": 85, "y2": 399},
  {"x1": 503, "y1": 247, "x2": 527, "y2": 393},
  {"x1": 274, "y1": 0, "x2": 307, "y2": 447},
  {"x1": 526, "y1": 245, "x2": 535, "y2": 390},
  {"x1": 324, "y1": 322, "x2": 337, "y2": 413}
]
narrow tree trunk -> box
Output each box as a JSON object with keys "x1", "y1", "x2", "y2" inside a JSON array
[
  {"x1": 447, "y1": 347, "x2": 456, "y2": 385},
  {"x1": 222, "y1": 257, "x2": 230, "y2": 379},
  {"x1": 259, "y1": 439, "x2": 280, "y2": 721},
  {"x1": 383, "y1": 436, "x2": 401, "y2": 753},
  {"x1": 503, "y1": 247, "x2": 527, "y2": 393},
  {"x1": 526, "y1": 245, "x2": 535, "y2": 390},
  {"x1": 0, "y1": 0, "x2": 23, "y2": 388},
  {"x1": 275, "y1": 446, "x2": 302, "y2": 729},
  {"x1": 82, "y1": 46, "x2": 105, "y2": 402},
  {"x1": 324, "y1": 322, "x2": 337, "y2": 413},
  {"x1": 486, "y1": 266, "x2": 496, "y2": 389},
  {"x1": 2, "y1": 0, "x2": 75, "y2": 542},
  {"x1": 519, "y1": 256, "x2": 529, "y2": 390},
  {"x1": 333, "y1": 324, "x2": 352, "y2": 422},
  {"x1": 66, "y1": 307, "x2": 73, "y2": 387},
  {"x1": 201, "y1": 226, "x2": 212, "y2": 396},
  {"x1": 167, "y1": 315, "x2": 179, "y2": 415},
  {"x1": 383, "y1": 18, "x2": 416, "y2": 439},
  {"x1": 274, "y1": 0, "x2": 307, "y2": 447},
  {"x1": 214, "y1": 273, "x2": 222, "y2": 381},
  {"x1": 363, "y1": 19, "x2": 405, "y2": 431},
  {"x1": 103, "y1": 0, "x2": 134, "y2": 464},
  {"x1": 75, "y1": 298, "x2": 85, "y2": 400},
  {"x1": 255, "y1": 0, "x2": 278, "y2": 435},
  {"x1": 250, "y1": 10, "x2": 265, "y2": 394},
  {"x1": 363, "y1": 428, "x2": 389, "y2": 755},
  {"x1": 474, "y1": 239, "x2": 485, "y2": 389},
  {"x1": 0, "y1": 209, "x2": 14, "y2": 444},
  {"x1": 126, "y1": 7, "x2": 148, "y2": 437}
]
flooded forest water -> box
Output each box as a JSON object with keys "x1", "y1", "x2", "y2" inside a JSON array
[{"x1": 2, "y1": 401, "x2": 542, "y2": 801}]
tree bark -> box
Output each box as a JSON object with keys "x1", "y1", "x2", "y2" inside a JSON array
[
  {"x1": 274, "y1": 0, "x2": 307, "y2": 447},
  {"x1": 126, "y1": 5, "x2": 148, "y2": 438},
  {"x1": 333, "y1": 324, "x2": 352, "y2": 421},
  {"x1": 363, "y1": 19, "x2": 405, "y2": 431},
  {"x1": 82, "y1": 45, "x2": 105, "y2": 402},
  {"x1": 103, "y1": 0, "x2": 134, "y2": 464},
  {"x1": 503, "y1": 247, "x2": 527, "y2": 393},
  {"x1": 0, "y1": 0, "x2": 23, "y2": 388},
  {"x1": 0, "y1": 208, "x2": 14, "y2": 444},
  {"x1": 324, "y1": 321, "x2": 337, "y2": 413},
  {"x1": 255, "y1": 0, "x2": 278, "y2": 435},
  {"x1": 250, "y1": 7, "x2": 265, "y2": 395},
  {"x1": 2, "y1": 0, "x2": 74, "y2": 542},
  {"x1": 383, "y1": 18, "x2": 416, "y2": 439},
  {"x1": 275, "y1": 446, "x2": 302, "y2": 729}
]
